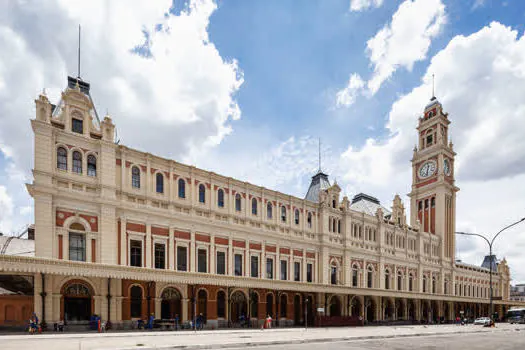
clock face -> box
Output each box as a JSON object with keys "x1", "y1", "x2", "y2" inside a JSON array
[
  {"x1": 444, "y1": 159, "x2": 451, "y2": 176},
  {"x1": 418, "y1": 160, "x2": 437, "y2": 179}
]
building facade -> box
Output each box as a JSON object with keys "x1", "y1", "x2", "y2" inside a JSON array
[{"x1": 0, "y1": 77, "x2": 521, "y2": 328}]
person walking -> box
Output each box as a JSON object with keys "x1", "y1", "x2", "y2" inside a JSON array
[{"x1": 174, "y1": 314, "x2": 180, "y2": 331}]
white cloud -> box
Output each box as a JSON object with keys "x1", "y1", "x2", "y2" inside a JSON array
[
  {"x1": 336, "y1": 0, "x2": 446, "y2": 107},
  {"x1": 472, "y1": 0, "x2": 486, "y2": 10},
  {"x1": 335, "y1": 73, "x2": 365, "y2": 107},
  {"x1": 366, "y1": 0, "x2": 446, "y2": 94},
  {"x1": 0, "y1": 0, "x2": 243, "y2": 231},
  {"x1": 0, "y1": 185, "x2": 14, "y2": 234},
  {"x1": 338, "y1": 21, "x2": 525, "y2": 282},
  {"x1": 349, "y1": 0, "x2": 384, "y2": 12}
]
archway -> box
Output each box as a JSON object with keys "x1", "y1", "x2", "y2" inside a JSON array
[
  {"x1": 293, "y1": 294, "x2": 301, "y2": 325},
  {"x1": 365, "y1": 297, "x2": 376, "y2": 322},
  {"x1": 217, "y1": 291, "x2": 226, "y2": 318},
  {"x1": 197, "y1": 290, "x2": 207, "y2": 323},
  {"x1": 431, "y1": 300, "x2": 440, "y2": 323},
  {"x1": 266, "y1": 293, "x2": 274, "y2": 318},
  {"x1": 395, "y1": 299, "x2": 405, "y2": 320},
  {"x1": 350, "y1": 296, "x2": 361, "y2": 317},
  {"x1": 160, "y1": 287, "x2": 182, "y2": 320},
  {"x1": 422, "y1": 300, "x2": 431, "y2": 323},
  {"x1": 250, "y1": 291, "x2": 259, "y2": 319},
  {"x1": 329, "y1": 295, "x2": 342, "y2": 317},
  {"x1": 62, "y1": 281, "x2": 93, "y2": 323},
  {"x1": 279, "y1": 294, "x2": 287, "y2": 318},
  {"x1": 304, "y1": 294, "x2": 315, "y2": 326},
  {"x1": 407, "y1": 299, "x2": 416, "y2": 321},
  {"x1": 384, "y1": 298, "x2": 394, "y2": 321},
  {"x1": 444, "y1": 302, "x2": 450, "y2": 322},
  {"x1": 230, "y1": 290, "x2": 247, "y2": 322}
]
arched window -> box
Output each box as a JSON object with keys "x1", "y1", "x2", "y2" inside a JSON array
[
  {"x1": 235, "y1": 194, "x2": 241, "y2": 212},
  {"x1": 57, "y1": 147, "x2": 67, "y2": 170},
  {"x1": 281, "y1": 206, "x2": 287, "y2": 223},
  {"x1": 178, "y1": 178, "x2": 186, "y2": 198},
  {"x1": 252, "y1": 198, "x2": 257, "y2": 215},
  {"x1": 199, "y1": 184, "x2": 205, "y2": 203},
  {"x1": 294, "y1": 209, "x2": 300, "y2": 225},
  {"x1": 352, "y1": 265, "x2": 358, "y2": 287},
  {"x1": 307, "y1": 212, "x2": 312, "y2": 228},
  {"x1": 367, "y1": 266, "x2": 374, "y2": 288},
  {"x1": 423, "y1": 276, "x2": 428, "y2": 293},
  {"x1": 337, "y1": 220, "x2": 341, "y2": 233},
  {"x1": 132, "y1": 166, "x2": 140, "y2": 188},
  {"x1": 329, "y1": 217, "x2": 333, "y2": 232},
  {"x1": 217, "y1": 189, "x2": 224, "y2": 208},
  {"x1": 130, "y1": 286, "x2": 143, "y2": 318},
  {"x1": 332, "y1": 199, "x2": 336, "y2": 208},
  {"x1": 280, "y1": 294, "x2": 287, "y2": 318},
  {"x1": 432, "y1": 277, "x2": 436, "y2": 294},
  {"x1": 385, "y1": 269, "x2": 390, "y2": 290},
  {"x1": 267, "y1": 202, "x2": 272, "y2": 219},
  {"x1": 397, "y1": 271, "x2": 403, "y2": 291},
  {"x1": 72, "y1": 151, "x2": 82, "y2": 174},
  {"x1": 409, "y1": 273, "x2": 414, "y2": 291},
  {"x1": 330, "y1": 264, "x2": 338, "y2": 285},
  {"x1": 87, "y1": 155, "x2": 96, "y2": 176},
  {"x1": 69, "y1": 223, "x2": 86, "y2": 262},
  {"x1": 156, "y1": 173, "x2": 164, "y2": 193}
]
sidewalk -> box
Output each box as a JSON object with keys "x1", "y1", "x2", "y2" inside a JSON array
[{"x1": 2, "y1": 324, "x2": 524, "y2": 350}]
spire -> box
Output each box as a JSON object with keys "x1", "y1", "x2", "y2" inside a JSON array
[{"x1": 431, "y1": 73, "x2": 435, "y2": 100}]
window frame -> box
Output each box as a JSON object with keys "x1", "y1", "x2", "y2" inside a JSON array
[
  {"x1": 69, "y1": 231, "x2": 86, "y2": 262},
  {"x1": 235, "y1": 194, "x2": 242, "y2": 212},
  {"x1": 130, "y1": 239, "x2": 142, "y2": 267},
  {"x1": 178, "y1": 178, "x2": 186, "y2": 198},
  {"x1": 217, "y1": 189, "x2": 225, "y2": 208},
  {"x1": 266, "y1": 257, "x2": 274, "y2": 279},
  {"x1": 57, "y1": 147, "x2": 68, "y2": 170},
  {"x1": 156, "y1": 173, "x2": 164, "y2": 194},
  {"x1": 87, "y1": 154, "x2": 97, "y2": 177},
  {"x1": 132, "y1": 166, "x2": 141, "y2": 189},
  {"x1": 154, "y1": 242, "x2": 166, "y2": 269},
  {"x1": 176, "y1": 245, "x2": 188, "y2": 271},
  {"x1": 216, "y1": 251, "x2": 226, "y2": 275},
  {"x1": 234, "y1": 253, "x2": 243, "y2": 276},
  {"x1": 72, "y1": 150, "x2": 82, "y2": 174},
  {"x1": 72, "y1": 118, "x2": 84, "y2": 134},
  {"x1": 250, "y1": 255, "x2": 259, "y2": 278},
  {"x1": 198, "y1": 184, "x2": 206, "y2": 203},
  {"x1": 280, "y1": 260, "x2": 288, "y2": 280},
  {"x1": 197, "y1": 248, "x2": 207, "y2": 273}
]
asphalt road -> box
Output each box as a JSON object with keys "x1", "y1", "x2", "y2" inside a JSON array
[{"x1": 231, "y1": 330, "x2": 525, "y2": 350}]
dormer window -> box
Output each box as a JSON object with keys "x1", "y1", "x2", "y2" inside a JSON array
[{"x1": 72, "y1": 118, "x2": 83, "y2": 134}]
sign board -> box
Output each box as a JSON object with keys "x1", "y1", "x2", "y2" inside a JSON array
[{"x1": 317, "y1": 307, "x2": 325, "y2": 313}]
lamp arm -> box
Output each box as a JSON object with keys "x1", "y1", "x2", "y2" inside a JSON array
[{"x1": 491, "y1": 217, "x2": 525, "y2": 246}]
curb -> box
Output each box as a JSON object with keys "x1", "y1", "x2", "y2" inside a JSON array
[{"x1": 110, "y1": 327, "x2": 519, "y2": 350}]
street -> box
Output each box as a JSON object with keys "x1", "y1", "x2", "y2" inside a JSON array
[{"x1": 234, "y1": 330, "x2": 525, "y2": 350}]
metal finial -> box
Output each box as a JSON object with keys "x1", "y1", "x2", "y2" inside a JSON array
[
  {"x1": 318, "y1": 138, "x2": 321, "y2": 172},
  {"x1": 431, "y1": 73, "x2": 435, "y2": 99},
  {"x1": 77, "y1": 25, "x2": 81, "y2": 79}
]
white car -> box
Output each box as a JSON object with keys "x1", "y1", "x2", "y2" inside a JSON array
[{"x1": 474, "y1": 317, "x2": 491, "y2": 325}]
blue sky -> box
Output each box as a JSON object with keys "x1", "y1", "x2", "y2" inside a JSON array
[{"x1": 1, "y1": 0, "x2": 525, "y2": 281}]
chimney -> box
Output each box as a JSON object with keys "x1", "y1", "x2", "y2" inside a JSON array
[{"x1": 27, "y1": 225, "x2": 35, "y2": 240}]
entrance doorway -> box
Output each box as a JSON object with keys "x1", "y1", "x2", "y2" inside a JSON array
[
  {"x1": 63, "y1": 283, "x2": 92, "y2": 323},
  {"x1": 160, "y1": 287, "x2": 182, "y2": 319}
]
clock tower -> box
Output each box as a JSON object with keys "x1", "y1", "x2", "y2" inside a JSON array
[{"x1": 408, "y1": 96, "x2": 459, "y2": 261}]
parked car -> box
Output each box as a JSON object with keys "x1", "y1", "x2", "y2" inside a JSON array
[{"x1": 473, "y1": 317, "x2": 491, "y2": 325}]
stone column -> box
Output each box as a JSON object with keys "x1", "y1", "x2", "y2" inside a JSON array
[
  {"x1": 182, "y1": 298, "x2": 189, "y2": 321},
  {"x1": 190, "y1": 230, "x2": 196, "y2": 272},
  {"x1": 146, "y1": 223, "x2": 152, "y2": 268},
  {"x1": 169, "y1": 227, "x2": 175, "y2": 270},
  {"x1": 120, "y1": 217, "x2": 127, "y2": 265},
  {"x1": 228, "y1": 239, "x2": 233, "y2": 275},
  {"x1": 155, "y1": 298, "x2": 162, "y2": 319},
  {"x1": 210, "y1": 235, "x2": 216, "y2": 274},
  {"x1": 52, "y1": 294, "x2": 61, "y2": 323},
  {"x1": 261, "y1": 242, "x2": 266, "y2": 279},
  {"x1": 63, "y1": 231, "x2": 69, "y2": 260}
]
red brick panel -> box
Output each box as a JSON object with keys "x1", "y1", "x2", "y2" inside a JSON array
[
  {"x1": 152, "y1": 226, "x2": 169, "y2": 236},
  {"x1": 233, "y1": 240, "x2": 245, "y2": 248},
  {"x1": 250, "y1": 242, "x2": 262, "y2": 250},
  {"x1": 56, "y1": 210, "x2": 74, "y2": 227},
  {"x1": 265, "y1": 245, "x2": 276, "y2": 253},
  {"x1": 279, "y1": 247, "x2": 290, "y2": 255},
  {"x1": 416, "y1": 177, "x2": 437, "y2": 188},
  {"x1": 196, "y1": 233, "x2": 210, "y2": 243},
  {"x1": 126, "y1": 222, "x2": 146, "y2": 233},
  {"x1": 116, "y1": 159, "x2": 122, "y2": 166},
  {"x1": 306, "y1": 252, "x2": 315, "y2": 259},
  {"x1": 174, "y1": 230, "x2": 190, "y2": 240},
  {"x1": 214, "y1": 237, "x2": 229, "y2": 245},
  {"x1": 58, "y1": 235, "x2": 63, "y2": 259},
  {"x1": 80, "y1": 214, "x2": 98, "y2": 232},
  {"x1": 293, "y1": 250, "x2": 303, "y2": 257}
]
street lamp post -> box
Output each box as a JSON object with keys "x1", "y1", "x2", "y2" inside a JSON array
[{"x1": 456, "y1": 217, "x2": 525, "y2": 324}]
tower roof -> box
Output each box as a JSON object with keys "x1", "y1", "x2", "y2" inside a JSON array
[
  {"x1": 481, "y1": 255, "x2": 498, "y2": 271},
  {"x1": 350, "y1": 193, "x2": 391, "y2": 217},
  {"x1": 425, "y1": 95, "x2": 441, "y2": 110},
  {"x1": 304, "y1": 171, "x2": 331, "y2": 202}
]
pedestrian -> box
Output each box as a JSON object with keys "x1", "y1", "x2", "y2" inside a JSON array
[
  {"x1": 147, "y1": 313, "x2": 154, "y2": 330},
  {"x1": 198, "y1": 313, "x2": 204, "y2": 330},
  {"x1": 174, "y1": 314, "x2": 179, "y2": 331},
  {"x1": 455, "y1": 316, "x2": 460, "y2": 325},
  {"x1": 266, "y1": 314, "x2": 272, "y2": 329}
]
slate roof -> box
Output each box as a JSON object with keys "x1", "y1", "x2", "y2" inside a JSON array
[
  {"x1": 304, "y1": 171, "x2": 331, "y2": 202},
  {"x1": 481, "y1": 255, "x2": 498, "y2": 271},
  {"x1": 349, "y1": 193, "x2": 391, "y2": 217}
]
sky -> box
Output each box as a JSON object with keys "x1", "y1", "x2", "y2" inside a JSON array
[{"x1": 1, "y1": 0, "x2": 525, "y2": 282}]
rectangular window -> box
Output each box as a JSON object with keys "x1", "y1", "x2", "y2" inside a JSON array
[
  {"x1": 234, "y1": 254, "x2": 243, "y2": 276},
  {"x1": 154, "y1": 243, "x2": 165, "y2": 269},
  {"x1": 266, "y1": 258, "x2": 274, "y2": 279},
  {"x1": 294, "y1": 262, "x2": 301, "y2": 282},
  {"x1": 69, "y1": 233, "x2": 86, "y2": 262},
  {"x1": 216, "y1": 251, "x2": 226, "y2": 275},
  {"x1": 280, "y1": 260, "x2": 287, "y2": 280},
  {"x1": 197, "y1": 249, "x2": 207, "y2": 273},
  {"x1": 177, "y1": 246, "x2": 187, "y2": 271},
  {"x1": 130, "y1": 239, "x2": 142, "y2": 267},
  {"x1": 72, "y1": 118, "x2": 83, "y2": 134},
  {"x1": 251, "y1": 256, "x2": 259, "y2": 278},
  {"x1": 306, "y1": 263, "x2": 313, "y2": 282}
]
